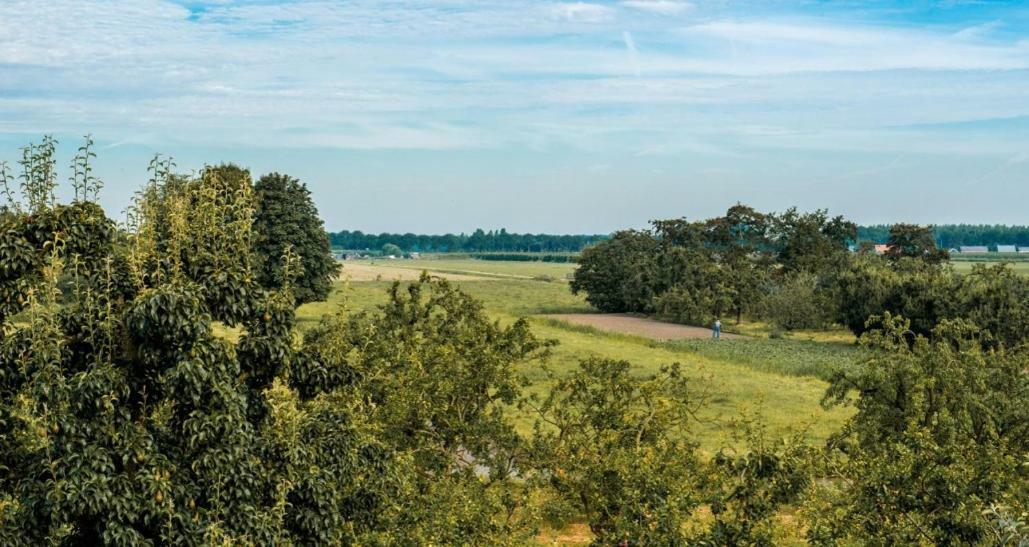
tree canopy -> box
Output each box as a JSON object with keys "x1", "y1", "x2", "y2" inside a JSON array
[{"x1": 252, "y1": 172, "x2": 339, "y2": 304}]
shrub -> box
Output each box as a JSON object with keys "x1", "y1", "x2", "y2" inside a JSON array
[
  {"x1": 804, "y1": 314, "x2": 1029, "y2": 544},
  {"x1": 526, "y1": 359, "x2": 703, "y2": 545},
  {"x1": 759, "y1": 272, "x2": 833, "y2": 330}
]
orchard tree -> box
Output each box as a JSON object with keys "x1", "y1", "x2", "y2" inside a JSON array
[
  {"x1": 252, "y1": 172, "x2": 339, "y2": 305},
  {"x1": 380, "y1": 242, "x2": 402, "y2": 257},
  {"x1": 805, "y1": 314, "x2": 1028, "y2": 545},
  {"x1": 526, "y1": 359, "x2": 704, "y2": 545}
]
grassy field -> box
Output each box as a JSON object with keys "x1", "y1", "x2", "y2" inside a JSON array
[
  {"x1": 949, "y1": 259, "x2": 1029, "y2": 275},
  {"x1": 298, "y1": 259, "x2": 857, "y2": 455},
  {"x1": 355, "y1": 257, "x2": 579, "y2": 280}
]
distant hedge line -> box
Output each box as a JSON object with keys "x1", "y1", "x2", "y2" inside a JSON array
[{"x1": 469, "y1": 253, "x2": 579, "y2": 263}]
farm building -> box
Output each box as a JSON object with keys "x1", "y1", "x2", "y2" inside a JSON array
[
  {"x1": 1020, "y1": 247, "x2": 1029, "y2": 253},
  {"x1": 959, "y1": 246, "x2": 989, "y2": 254},
  {"x1": 996, "y1": 245, "x2": 1017, "y2": 253},
  {"x1": 873, "y1": 244, "x2": 891, "y2": 254}
]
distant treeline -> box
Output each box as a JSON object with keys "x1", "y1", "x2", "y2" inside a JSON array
[
  {"x1": 858, "y1": 224, "x2": 1029, "y2": 248},
  {"x1": 331, "y1": 224, "x2": 1029, "y2": 254},
  {"x1": 328, "y1": 228, "x2": 606, "y2": 253}
]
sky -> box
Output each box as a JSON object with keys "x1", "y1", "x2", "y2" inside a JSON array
[{"x1": 0, "y1": 0, "x2": 1027, "y2": 233}]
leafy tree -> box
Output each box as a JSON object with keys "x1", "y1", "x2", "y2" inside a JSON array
[
  {"x1": 947, "y1": 263, "x2": 1029, "y2": 350},
  {"x1": 570, "y1": 230, "x2": 658, "y2": 313},
  {"x1": 770, "y1": 208, "x2": 855, "y2": 276},
  {"x1": 285, "y1": 274, "x2": 552, "y2": 544},
  {"x1": 697, "y1": 419, "x2": 814, "y2": 546},
  {"x1": 380, "y1": 243, "x2": 402, "y2": 257},
  {"x1": 805, "y1": 314, "x2": 1029, "y2": 545},
  {"x1": 253, "y1": 173, "x2": 339, "y2": 305},
  {"x1": 833, "y1": 255, "x2": 1028, "y2": 348},
  {"x1": 886, "y1": 223, "x2": 948, "y2": 264},
  {"x1": 526, "y1": 359, "x2": 703, "y2": 545},
  {"x1": 705, "y1": 204, "x2": 773, "y2": 323},
  {"x1": 759, "y1": 272, "x2": 833, "y2": 331}
]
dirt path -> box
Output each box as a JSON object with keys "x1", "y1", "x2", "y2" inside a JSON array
[
  {"x1": 340, "y1": 262, "x2": 485, "y2": 282},
  {"x1": 541, "y1": 313, "x2": 743, "y2": 341}
]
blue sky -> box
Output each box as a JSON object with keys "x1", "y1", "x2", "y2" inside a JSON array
[{"x1": 1, "y1": 0, "x2": 1027, "y2": 232}]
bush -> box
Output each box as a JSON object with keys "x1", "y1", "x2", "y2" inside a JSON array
[
  {"x1": 759, "y1": 272, "x2": 833, "y2": 331},
  {"x1": 805, "y1": 314, "x2": 1029, "y2": 544},
  {"x1": 651, "y1": 284, "x2": 733, "y2": 327},
  {"x1": 526, "y1": 359, "x2": 702, "y2": 544}
]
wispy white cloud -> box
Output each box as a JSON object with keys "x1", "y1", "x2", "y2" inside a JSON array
[
  {"x1": 550, "y1": 2, "x2": 614, "y2": 23},
  {"x1": 622, "y1": 31, "x2": 641, "y2": 76},
  {"x1": 621, "y1": 1, "x2": 693, "y2": 15},
  {"x1": 681, "y1": 19, "x2": 1029, "y2": 73}
]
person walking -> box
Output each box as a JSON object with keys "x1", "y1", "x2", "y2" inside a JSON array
[{"x1": 712, "y1": 318, "x2": 722, "y2": 339}]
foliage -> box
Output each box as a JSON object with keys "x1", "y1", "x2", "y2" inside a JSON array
[
  {"x1": 252, "y1": 172, "x2": 339, "y2": 305},
  {"x1": 695, "y1": 418, "x2": 814, "y2": 546},
  {"x1": 805, "y1": 314, "x2": 1029, "y2": 545},
  {"x1": 571, "y1": 204, "x2": 853, "y2": 327},
  {"x1": 286, "y1": 274, "x2": 553, "y2": 544},
  {"x1": 330, "y1": 227, "x2": 606, "y2": 253},
  {"x1": 525, "y1": 358, "x2": 703, "y2": 545},
  {"x1": 768, "y1": 207, "x2": 855, "y2": 276},
  {"x1": 0, "y1": 139, "x2": 552, "y2": 544},
  {"x1": 379, "y1": 242, "x2": 402, "y2": 257},
  {"x1": 570, "y1": 230, "x2": 658, "y2": 313},
  {"x1": 885, "y1": 223, "x2": 949, "y2": 264},
  {"x1": 759, "y1": 272, "x2": 833, "y2": 331},
  {"x1": 834, "y1": 255, "x2": 1029, "y2": 348}
]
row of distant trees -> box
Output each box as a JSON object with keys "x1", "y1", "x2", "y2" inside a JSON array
[
  {"x1": 328, "y1": 228, "x2": 605, "y2": 253},
  {"x1": 331, "y1": 224, "x2": 1029, "y2": 254},
  {"x1": 858, "y1": 223, "x2": 1029, "y2": 248}
]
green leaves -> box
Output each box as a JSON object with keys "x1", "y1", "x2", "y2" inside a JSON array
[
  {"x1": 252, "y1": 173, "x2": 339, "y2": 306},
  {"x1": 526, "y1": 358, "x2": 704, "y2": 545},
  {"x1": 808, "y1": 316, "x2": 1029, "y2": 544}
]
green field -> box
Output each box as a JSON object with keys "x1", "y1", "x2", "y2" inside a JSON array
[
  {"x1": 371, "y1": 257, "x2": 579, "y2": 280},
  {"x1": 949, "y1": 258, "x2": 1029, "y2": 275},
  {"x1": 298, "y1": 259, "x2": 856, "y2": 454}
]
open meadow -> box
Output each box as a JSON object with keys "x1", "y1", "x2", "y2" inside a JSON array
[{"x1": 299, "y1": 258, "x2": 858, "y2": 456}]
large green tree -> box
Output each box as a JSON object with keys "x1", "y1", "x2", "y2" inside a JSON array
[
  {"x1": 252, "y1": 172, "x2": 339, "y2": 305},
  {"x1": 570, "y1": 230, "x2": 658, "y2": 313}
]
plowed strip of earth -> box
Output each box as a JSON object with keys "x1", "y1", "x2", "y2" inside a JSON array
[
  {"x1": 341, "y1": 262, "x2": 485, "y2": 282},
  {"x1": 541, "y1": 313, "x2": 743, "y2": 341}
]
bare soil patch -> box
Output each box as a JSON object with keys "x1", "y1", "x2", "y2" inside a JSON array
[
  {"x1": 340, "y1": 262, "x2": 485, "y2": 282},
  {"x1": 541, "y1": 313, "x2": 743, "y2": 341}
]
